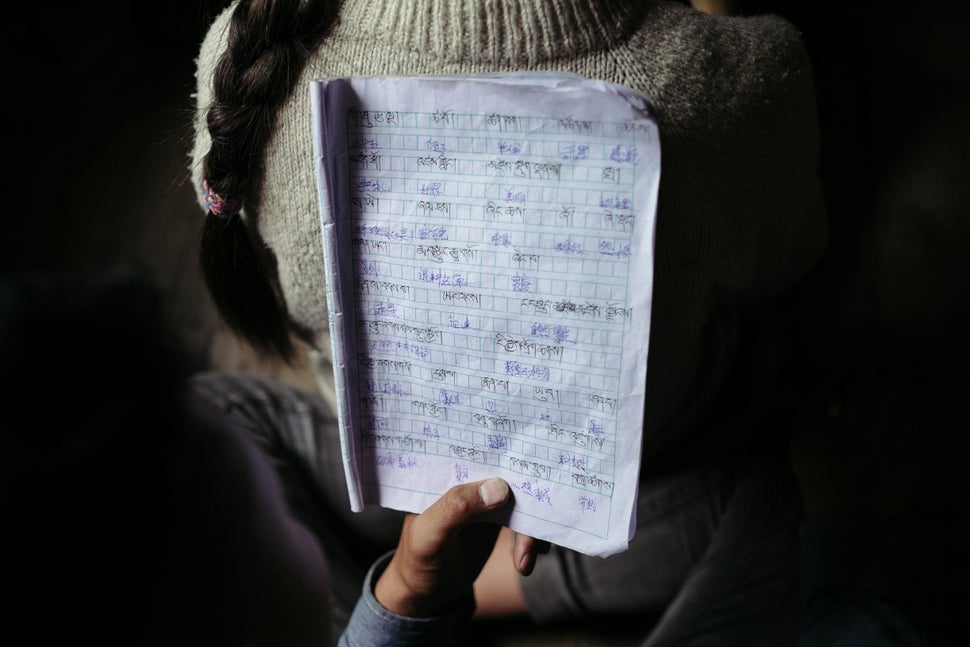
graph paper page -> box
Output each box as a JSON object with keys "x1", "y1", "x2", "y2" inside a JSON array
[{"x1": 311, "y1": 75, "x2": 659, "y2": 557}]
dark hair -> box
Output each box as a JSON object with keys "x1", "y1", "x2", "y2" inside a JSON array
[{"x1": 200, "y1": 0, "x2": 337, "y2": 361}]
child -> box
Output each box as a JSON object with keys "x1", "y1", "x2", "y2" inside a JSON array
[{"x1": 190, "y1": 1, "x2": 826, "y2": 643}]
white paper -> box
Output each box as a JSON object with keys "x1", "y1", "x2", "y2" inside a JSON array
[{"x1": 310, "y1": 75, "x2": 660, "y2": 557}]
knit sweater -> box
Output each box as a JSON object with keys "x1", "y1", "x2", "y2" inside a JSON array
[{"x1": 191, "y1": 0, "x2": 826, "y2": 458}]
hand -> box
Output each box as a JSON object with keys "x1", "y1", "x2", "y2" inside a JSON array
[
  {"x1": 472, "y1": 526, "x2": 551, "y2": 617},
  {"x1": 375, "y1": 478, "x2": 530, "y2": 617},
  {"x1": 511, "y1": 531, "x2": 550, "y2": 577}
]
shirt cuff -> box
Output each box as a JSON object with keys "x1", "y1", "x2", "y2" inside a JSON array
[{"x1": 338, "y1": 551, "x2": 476, "y2": 647}]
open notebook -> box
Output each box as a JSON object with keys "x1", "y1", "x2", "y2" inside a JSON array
[{"x1": 310, "y1": 74, "x2": 659, "y2": 557}]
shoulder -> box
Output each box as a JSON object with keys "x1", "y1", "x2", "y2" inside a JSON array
[
  {"x1": 189, "y1": 2, "x2": 237, "y2": 203},
  {"x1": 628, "y1": 4, "x2": 815, "y2": 131},
  {"x1": 196, "y1": 2, "x2": 236, "y2": 83}
]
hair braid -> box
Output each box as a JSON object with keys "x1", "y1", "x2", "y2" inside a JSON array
[{"x1": 200, "y1": 0, "x2": 336, "y2": 360}]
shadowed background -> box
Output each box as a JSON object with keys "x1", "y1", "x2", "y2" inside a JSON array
[{"x1": 1, "y1": 0, "x2": 317, "y2": 390}]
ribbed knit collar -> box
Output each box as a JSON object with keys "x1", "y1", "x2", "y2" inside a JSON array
[{"x1": 334, "y1": 0, "x2": 649, "y2": 64}]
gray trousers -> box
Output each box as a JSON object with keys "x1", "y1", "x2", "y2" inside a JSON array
[{"x1": 192, "y1": 372, "x2": 802, "y2": 646}]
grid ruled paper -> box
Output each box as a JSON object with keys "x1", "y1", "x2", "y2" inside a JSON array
[{"x1": 311, "y1": 75, "x2": 660, "y2": 556}]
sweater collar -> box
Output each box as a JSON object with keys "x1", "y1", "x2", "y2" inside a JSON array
[{"x1": 334, "y1": 0, "x2": 648, "y2": 64}]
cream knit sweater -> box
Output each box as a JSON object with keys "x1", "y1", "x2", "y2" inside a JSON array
[{"x1": 191, "y1": 0, "x2": 826, "y2": 458}]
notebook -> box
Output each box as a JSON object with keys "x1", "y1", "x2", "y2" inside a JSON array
[{"x1": 310, "y1": 74, "x2": 659, "y2": 556}]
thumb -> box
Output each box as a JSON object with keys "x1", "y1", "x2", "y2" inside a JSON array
[
  {"x1": 423, "y1": 478, "x2": 511, "y2": 533},
  {"x1": 477, "y1": 477, "x2": 512, "y2": 508}
]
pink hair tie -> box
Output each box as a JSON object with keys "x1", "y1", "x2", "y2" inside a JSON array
[{"x1": 203, "y1": 181, "x2": 242, "y2": 219}]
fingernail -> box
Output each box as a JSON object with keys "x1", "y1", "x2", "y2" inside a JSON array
[{"x1": 479, "y1": 478, "x2": 510, "y2": 507}]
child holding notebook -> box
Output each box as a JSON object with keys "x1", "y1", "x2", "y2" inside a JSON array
[{"x1": 190, "y1": 1, "x2": 826, "y2": 643}]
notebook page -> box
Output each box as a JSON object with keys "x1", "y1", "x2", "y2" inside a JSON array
[{"x1": 311, "y1": 75, "x2": 659, "y2": 557}]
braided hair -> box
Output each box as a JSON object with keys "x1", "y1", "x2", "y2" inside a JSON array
[{"x1": 199, "y1": 0, "x2": 337, "y2": 360}]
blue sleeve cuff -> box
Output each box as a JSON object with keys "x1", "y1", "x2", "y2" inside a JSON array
[{"x1": 338, "y1": 551, "x2": 476, "y2": 647}]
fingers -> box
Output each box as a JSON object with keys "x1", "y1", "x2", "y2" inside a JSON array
[
  {"x1": 377, "y1": 480, "x2": 513, "y2": 617},
  {"x1": 419, "y1": 478, "x2": 511, "y2": 537},
  {"x1": 512, "y1": 532, "x2": 550, "y2": 576},
  {"x1": 410, "y1": 478, "x2": 550, "y2": 577},
  {"x1": 478, "y1": 478, "x2": 511, "y2": 508}
]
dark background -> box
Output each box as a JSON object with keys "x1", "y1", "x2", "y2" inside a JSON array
[
  {"x1": 0, "y1": 0, "x2": 319, "y2": 384},
  {"x1": 2, "y1": 1, "x2": 967, "y2": 644}
]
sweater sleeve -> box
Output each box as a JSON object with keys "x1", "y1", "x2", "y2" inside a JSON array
[{"x1": 338, "y1": 552, "x2": 476, "y2": 647}]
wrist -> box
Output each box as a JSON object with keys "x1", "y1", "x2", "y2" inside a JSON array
[
  {"x1": 374, "y1": 556, "x2": 471, "y2": 619},
  {"x1": 376, "y1": 556, "x2": 451, "y2": 618},
  {"x1": 374, "y1": 558, "x2": 419, "y2": 616}
]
